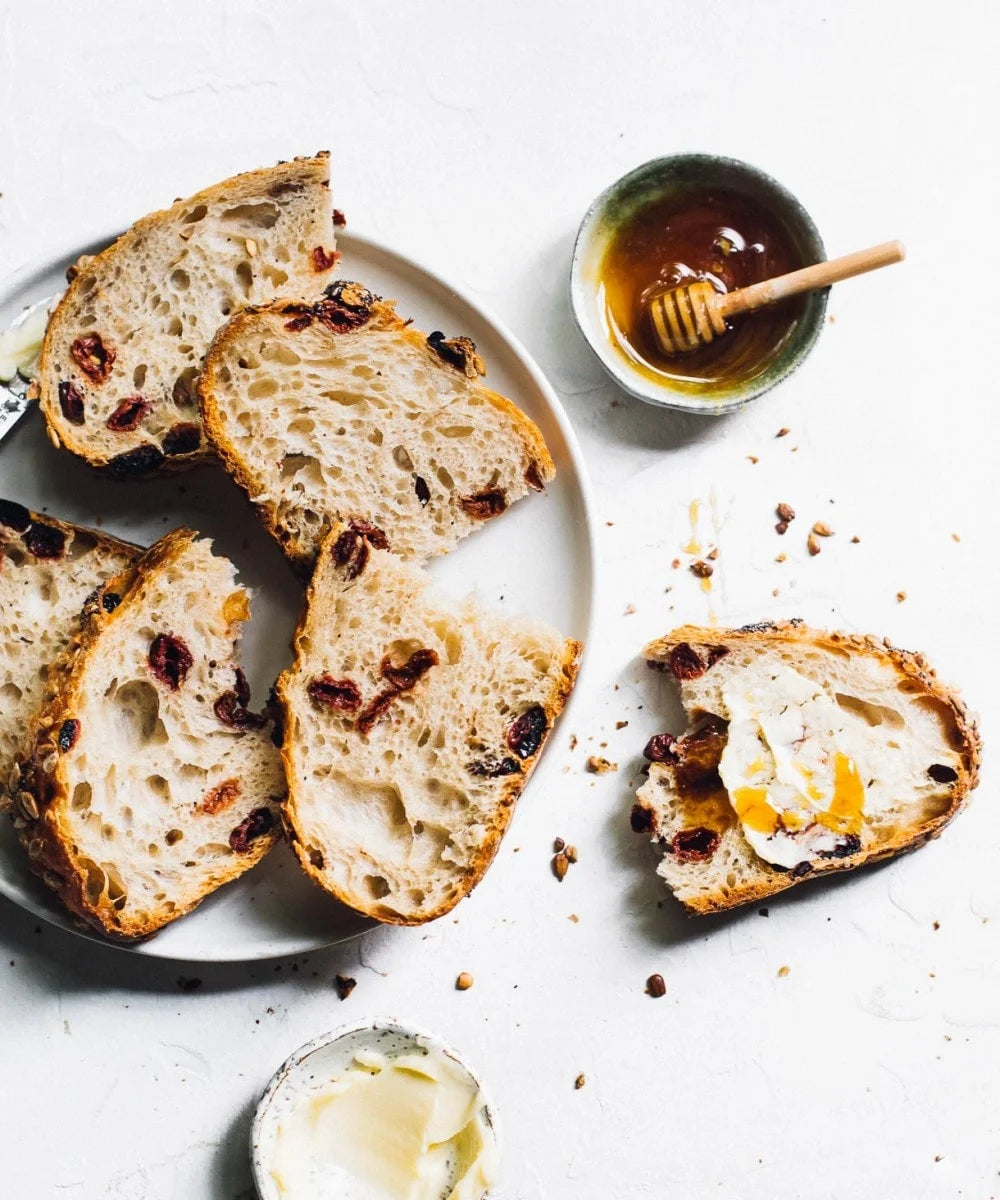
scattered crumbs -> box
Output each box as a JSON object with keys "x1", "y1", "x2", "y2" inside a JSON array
[
  {"x1": 706, "y1": 547, "x2": 718, "y2": 561},
  {"x1": 775, "y1": 521, "x2": 788, "y2": 535},
  {"x1": 512, "y1": 846, "x2": 520, "y2": 853},
  {"x1": 568, "y1": 913, "x2": 579, "y2": 923},
  {"x1": 574, "y1": 1073, "x2": 586, "y2": 1090},
  {"x1": 896, "y1": 591, "x2": 907, "y2": 603},
  {"x1": 606, "y1": 521, "x2": 614, "y2": 527},
  {"x1": 776, "y1": 427, "x2": 790, "y2": 438},
  {"x1": 772, "y1": 588, "x2": 780, "y2": 597},
  {"x1": 807, "y1": 534, "x2": 821, "y2": 556},
  {"x1": 455, "y1": 972, "x2": 474, "y2": 991},
  {"x1": 828, "y1": 313, "x2": 837, "y2": 324},
  {"x1": 777, "y1": 965, "x2": 790, "y2": 978},
  {"x1": 776, "y1": 502, "x2": 795, "y2": 524},
  {"x1": 615, "y1": 720, "x2": 629, "y2": 730},
  {"x1": 569, "y1": 734, "x2": 578, "y2": 751},
  {"x1": 933, "y1": 920, "x2": 941, "y2": 931},
  {"x1": 553, "y1": 836, "x2": 566, "y2": 852},
  {"x1": 690, "y1": 560, "x2": 713, "y2": 578},
  {"x1": 951, "y1": 532, "x2": 960, "y2": 542},
  {"x1": 775, "y1": 552, "x2": 787, "y2": 563},
  {"x1": 812, "y1": 521, "x2": 834, "y2": 537},
  {"x1": 586, "y1": 755, "x2": 617, "y2": 774},
  {"x1": 623, "y1": 603, "x2": 637, "y2": 615},
  {"x1": 747, "y1": 455, "x2": 759, "y2": 464},
  {"x1": 758, "y1": 907, "x2": 769, "y2": 918},
  {"x1": 851, "y1": 535, "x2": 861, "y2": 544},
  {"x1": 645, "y1": 973, "x2": 666, "y2": 998},
  {"x1": 934, "y1": 1156, "x2": 943, "y2": 1163},
  {"x1": 564, "y1": 845, "x2": 579, "y2": 863},
  {"x1": 671, "y1": 558, "x2": 680, "y2": 569},
  {"x1": 552, "y1": 849, "x2": 573, "y2": 880},
  {"x1": 334, "y1": 974, "x2": 357, "y2": 1000},
  {"x1": 177, "y1": 976, "x2": 202, "y2": 993}
]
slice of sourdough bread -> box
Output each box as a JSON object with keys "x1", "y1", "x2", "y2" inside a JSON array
[
  {"x1": 632, "y1": 621, "x2": 980, "y2": 914},
  {"x1": 277, "y1": 523, "x2": 581, "y2": 924},
  {"x1": 198, "y1": 283, "x2": 555, "y2": 572},
  {"x1": 39, "y1": 153, "x2": 338, "y2": 476},
  {"x1": 13, "y1": 528, "x2": 285, "y2": 939},
  {"x1": 0, "y1": 501, "x2": 140, "y2": 811}
]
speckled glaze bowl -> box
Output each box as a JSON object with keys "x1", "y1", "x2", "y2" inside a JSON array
[{"x1": 570, "y1": 154, "x2": 827, "y2": 415}]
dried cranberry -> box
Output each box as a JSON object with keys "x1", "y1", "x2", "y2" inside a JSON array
[
  {"x1": 58, "y1": 719, "x2": 81, "y2": 752},
  {"x1": 162, "y1": 423, "x2": 201, "y2": 456},
  {"x1": 928, "y1": 763, "x2": 958, "y2": 784},
  {"x1": 414, "y1": 476, "x2": 431, "y2": 506},
  {"x1": 380, "y1": 648, "x2": 439, "y2": 691},
  {"x1": 669, "y1": 643, "x2": 707, "y2": 680},
  {"x1": 670, "y1": 827, "x2": 720, "y2": 863},
  {"x1": 102, "y1": 591, "x2": 122, "y2": 613},
  {"x1": 356, "y1": 688, "x2": 398, "y2": 736},
  {"x1": 108, "y1": 444, "x2": 165, "y2": 476},
  {"x1": 460, "y1": 489, "x2": 507, "y2": 520},
  {"x1": 70, "y1": 333, "x2": 115, "y2": 384},
  {"x1": 307, "y1": 676, "x2": 362, "y2": 712},
  {"x1": 790, "y1": 861, "x2": 814, "y2": 878},
  {"x1": 229, "y1": 806, "x2": 274, "y2": 853},
  {"x1": 334, "y1": 974, "x2": 356, "y2": 999},
  {"x1": 706, "y1": 645, "x2": 730, "y2": 668},
  {"x1": 670, "y1": 717, "x2": 729, "y2": 796},
  {"x1": 311, "y1": 246, "x2": 339, "y2": 272},
  {"x1": 23, "y1": 523, "x2": 66, "y2": 560},
  {"x1": 332, "y1": 520, "x2": 389, "y2": 580},
  {"x1": 630, "y1": 803, "x2": 654, "y2": 833},
  {"x1": 507, "y1": 705, "x2": 548, "y2": 759},
  {"x1": 525, "y1": 461, "x2": 546, "y2": 491},
  {"x1": 214, "y1": 690, "x2": 266, "y2": 729},
  {"x1": 332, "y1": 209, "x2": 347, "y2": 228},
  {"x1": 347, "y1": 519, "x2": 388, "y2": 549},
  {"x1": 106, "y1": 395, "x2": 151, "y2": 432},
  {"x1": 0, "y1": 499, "x2": 31, "y2": 531},
  {"x1": 148, "y1": 634, "x2": 193, "y2": 690},
  {"x1": 643, "y1": 732, "x2": 678, "y2": 763},
  {"x1": 467, "y1": 756, "x2": 522, "y2": 779},
  {"x1": 426, "y1": 330, "x2": 484, "y2": 377},
  {"x1": 58, "y1": 381, "x2": 85, "y2": 424},
  {"x1": 314, "y1": 281, "x2": 377, "y2": 332},
  {"x1": 819, "y1": 834, "x2": 862, "y2": 859},
  {"x1": 233, "y1": 667, "x2": 251, "y2": 708},
  {"x1": 284, "y1": 312, "x2": 313, "y2": 332},
  {"x1": 200, "y1": 778, "x2": 241, "y2": 815}
]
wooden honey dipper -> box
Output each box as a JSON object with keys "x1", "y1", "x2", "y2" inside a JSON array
[{"x1": 647, "y1": 240, "x2": 905, "y2": 356}]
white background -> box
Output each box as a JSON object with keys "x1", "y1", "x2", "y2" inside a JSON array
[{"x1": 1, "y1": 2, "x2": 998, "y2": 1197}]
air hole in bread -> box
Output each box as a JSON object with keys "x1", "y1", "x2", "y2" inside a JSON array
[
  {"x1": 2, "y1": 682, "x2": 23, "y2": 705},
  {"x1": 164, "y1": 829, "x2": 183, "y2": 846},
  {"x1": 280, "y1": 453, "x2": 319, "y2": 481},
  {"x1": 169, "y1": 269, "x2": 190, "y2": 292},
  {"x1": 249, "y1": 378, "x2": 278, "y2": 401},
  {"x1": 71, "y1": 782, "x2": 92, "y2": 812},
  {"x1": 113, "y1": 680, "x2": 165, "y2": 746},
  {"x1": 365, "y1": 874, "x2": 392, "y2": 899},
  {"x1": 260, "y1": 342, "x2": 300, "y2": 367},
  {"x1": 220, "y1": 201, "x2": 280, "y2": 228},
  {"x1": 234, "y1": 261, "x2": 253, "y2": 298},
  {"x1": 834, "y1": 693, "x2": 907, "y2": 728},
  {"x1": 79, "y1": 857, "x2": 106, "y2": 904},
  {"x1": 167, "y1": 316, "x2": 183, "y2": 337},
  {"x1": 440, "y1": 426, "x2": 475, "y2": 439},
  {"x1": 146, "y1": 775, "x2": 170, "y2": 800},
  {"x1": 436, "y1": 466, "x2": 456, "y2": 491},
  {"x1": 182, "y1": 204, "x2": 208, "y2": 224},
  {"x1": 101, "y1": 824, "x2": 116, "y2": 842},
  {"x1": 928, "y1": 763, "x2": 958, "y2": 783},
  {"x1": 133, "y1": 364, "x2": 148, "y2": 389},
  {"x1": 220, "y1": 302, "x2": 232, "y2": 317},
  {"x1": 261, "y1": 265, "x2": 289, "y2": 288}
]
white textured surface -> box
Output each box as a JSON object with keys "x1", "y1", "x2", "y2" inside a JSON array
[{"x1": 1, "y1": 1, "x2": 998, "y2": 1197}]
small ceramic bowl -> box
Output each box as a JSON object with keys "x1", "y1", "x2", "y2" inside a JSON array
[
  {"x1": 251, "y1": 1019, "x2": 500, "y2": 1200},
  {"x1": 570, "y1": 154, "x2": 827, "y2": 415}
]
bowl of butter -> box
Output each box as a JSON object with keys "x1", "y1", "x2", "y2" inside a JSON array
[{"x1": 251, "y1": 1019, "x2": 500, "y2": 1200}]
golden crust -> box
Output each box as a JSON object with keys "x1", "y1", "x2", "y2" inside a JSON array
[
  {"x1": 13, "y1": 527, "x2": 281, "y2": 941},
  {"x1": 638, "y1": 620, "x2": 981, "y2": 915},
  {"x1": 277, "y1": 525, "x2": 581, "y2": 925},
  {"x1": 38, "y1": 153, "x2": 332, "y2": 476},
  {"x1": 199, "y1": 294, "x2": 557, "y2": 575}
]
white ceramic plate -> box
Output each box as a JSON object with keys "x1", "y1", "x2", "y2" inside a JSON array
[{"x1": 0, "y1": 230, "x2": 597, "y2": 961}]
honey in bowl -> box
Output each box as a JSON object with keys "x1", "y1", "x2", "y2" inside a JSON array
[{"x1": 599, "y1": 186, "x2": 815, "y2": 394}]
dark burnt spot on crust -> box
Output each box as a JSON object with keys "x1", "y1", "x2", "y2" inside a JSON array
[
  {"x1": 148, "y1": 634, "x2": 193, "y2": 691},
  {"x1": 460, "y1": 489, "x2": 507, "y2": 520},
  {"x1": 414, "y1": 475, "x2": 431, "y2": 506},
  {"x1": 229, "y1": 806, "x2": 274, "y2": 853},
  {"x1": 307, "y1": 676, "x2": 363, "y2": 712},
  {"x1": 928, "y1": 763, "x2": 958, "y2": 784},
  {"x1": 643, "y1": 732, "x2": 678, "y2": 763},
  {"x1": 310, "y1": 246, "x2": 340, "y2": 272},
  {"x1": 309, "y1": 846, "x2": 325, "y2": 869},
  {"x1": 507, "y1": 705, "x2": 548, "y2": 760},
  {"x1": 630, "y1": 802, "x2": 654, "y2": 833},
  {"x1": 163, "y1": 423, "x2": 202, "y2": 456},
  {"x1": 426, "y1": 330, "x2": 485, "y2": 378},
  {"x1": 58, "y1": 719, "x2": 81, "y2": 753},
  {"x1": 380, "y1": 648, "x2": 439, "y2": 691},
  {"x1": 199, "y1": 778, "x2": 241, "y2": 815},
  {"x1": 70, "y1": 333, "x2": 115, "y2": 384},
  {"x1": 108, "y1": 444, "x2": 165, "y2": 477},
  {"x1": 467, "y1": 756, "x2": 522, "y2": 779},
  {"x1": 525, "y1": 461, "x2": 546, "y2": 492},
  {"x1": 106, "y1": 396, "x2": 151, "y2": 432},
  {"x1": 23, "y1": 523, "x2": 67, "y2": 560},
  {"x1": 0, "y1": 499, "x2": 31, "y2": 532},
  {"x1": 670, "y1": 826, "x2": 720, "y2": 862},
  {"x1": 58, "y1": 381, "x2": 85, "y2": 425},
  {"x1": 102, "y1": 591, "x2": 122, "y2": 613}
]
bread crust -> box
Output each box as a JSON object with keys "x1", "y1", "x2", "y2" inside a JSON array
[
  {"x1": 199, "y1": 295, "x2": 556, "y2": 573},
  {"x1": 39, "y1": 153, "x2": 334, "y2": 476},
  {"x1": 13, "y1": 528, "x2": 281, "y2": 940},
  {"x1": 277, "y1": 526, "x2": 581, "y2": 924},
  {"x1": 636, "y1": 621, "x2": 981, "y2": 914}
]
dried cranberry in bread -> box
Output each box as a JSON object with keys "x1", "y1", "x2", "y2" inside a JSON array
[
  {"x1": 277, "y1": 523, "x2": 581, "y2": 924},
  {"x1": 14, "y1": 529, "x2": 285, "y2": 940},
  {"x1": 633, "y1": 621, "x2": 980, "y2": 914},
  {"x1": 198, "y1": 284, "x2": 555, "y2": 571},
  {"x1": 38, "y1": 153, "x2": 338, "y2": 475},
  {"x1": 0, "y1": 502, "x2": 140, "y2": 812}
]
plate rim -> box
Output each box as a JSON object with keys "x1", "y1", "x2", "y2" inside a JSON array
[{"x1": 0, "y1": 225, "x2": 600, "y2": 963}]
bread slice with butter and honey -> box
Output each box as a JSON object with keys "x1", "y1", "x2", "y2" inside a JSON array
[
  {"x1": 198, "y1": 283, "x2": 555, "y2": 572},
  {"x1": 38, "y1": 153, "x2": 339, "y2": 476},
  {"x1": 277, "y1": 522, "x2": 581, "y2": 924},
  {"x1": 0, "y1": 500, "x2": 141, "y2": 812},
  {"x1": 631, "y1": 621, "x2": 980, "y2": 914},
  {"x1": 13, "y1": 528, "x2": 285, "y2": 940}
]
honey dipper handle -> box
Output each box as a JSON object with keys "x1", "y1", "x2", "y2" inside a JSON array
[{"x1": 717, "y1": 240, "x2": 906, "y2": 320}]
